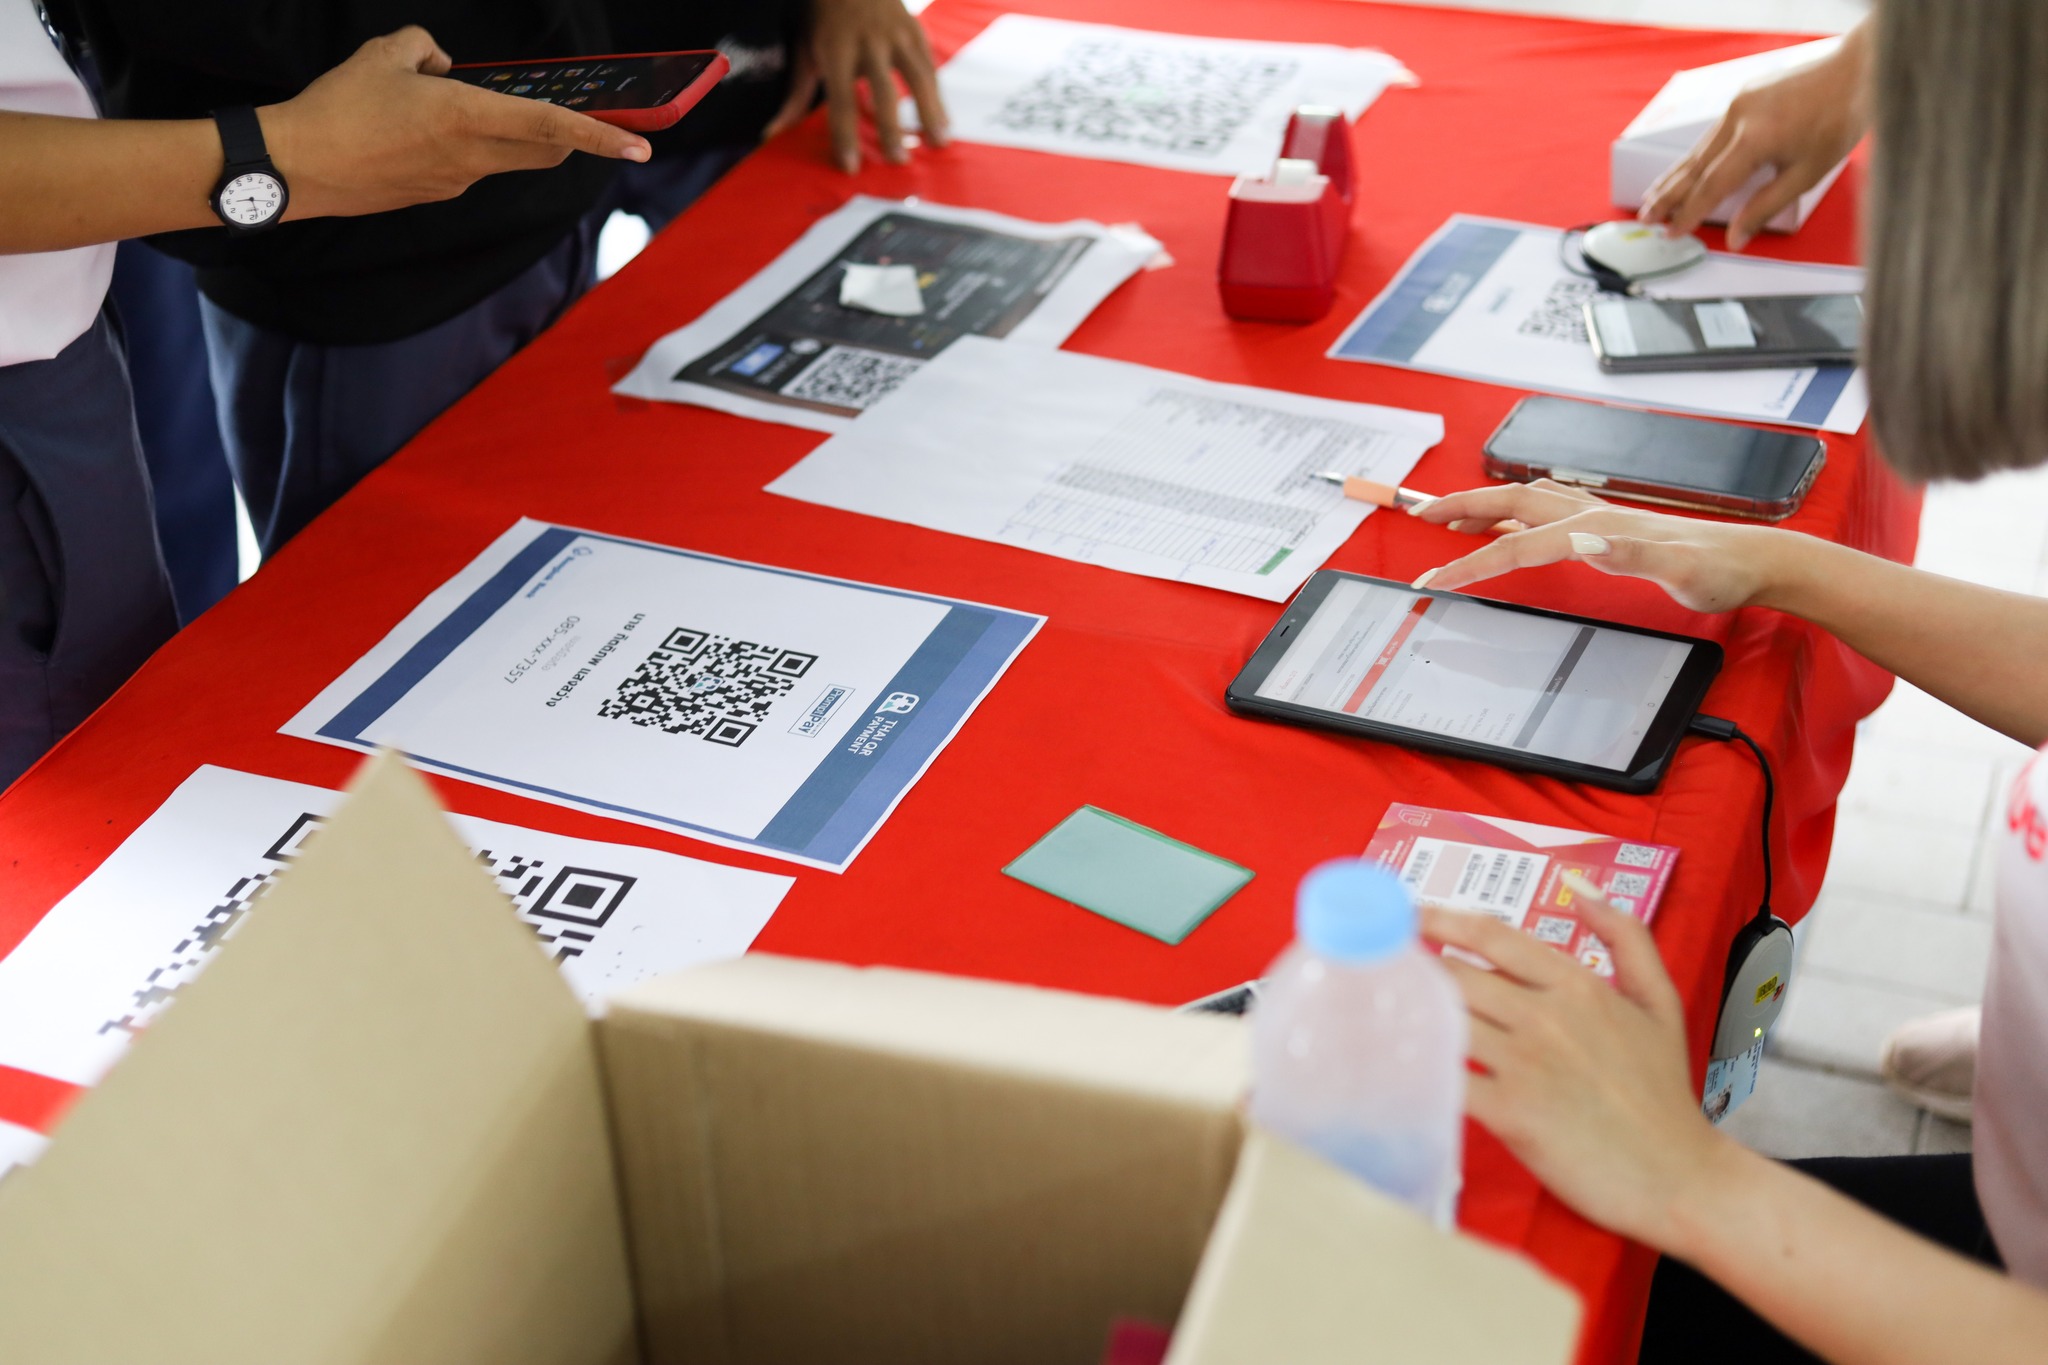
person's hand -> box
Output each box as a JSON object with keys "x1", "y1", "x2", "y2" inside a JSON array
[
  {"x1": 762, "y1": 0, "x2": 949, "y2": 173},
  {"x1": 1421, "y1": 880, "x2": 1732, "y2": 1250},
  {"x1": 261, "y1": 26, "x2": 650, "y2": 222},
  {"x1": 1408, "y1": 480, "x2": 1786, "y2": 614},
  {"x1": 1638, "y1": 22, "x2": 1870, "y2": 250}
]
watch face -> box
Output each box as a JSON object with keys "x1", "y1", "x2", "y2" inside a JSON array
[{"x1": 217, "y1": 172, "x2": 284, "y2": 227}]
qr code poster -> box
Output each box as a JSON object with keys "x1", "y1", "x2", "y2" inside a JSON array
[
  {"x1": 0, "y1": 766, "x2": 794, "y2": 1094},
  {"x1": 922, "y1": 16, "x2": 1413, "y2": 176},
  {"x1": 615, "y1": 195, "x2": 1160, "y2": 434},
  {"x1": 284, "y1": 519, "x2": 1044, "y2": 871}
]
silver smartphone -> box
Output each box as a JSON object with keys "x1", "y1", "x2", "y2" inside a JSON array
[{"x1": 1584, "y1": 293, "x2": 1861, "y2": 372}]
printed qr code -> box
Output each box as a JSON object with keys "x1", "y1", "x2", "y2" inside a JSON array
[
  {"x1": 1607, "y1": 871, "x2": 1653, "y2": 898},
  {"x1": 597, "y1": 626, "x2": 815, "y2": 746},
  {"x1": 1516, "y1": 276, "x2": 1598, "y2": 345},
  {"x1": 993, "y1": 40, "x2": 1297, "y2": 156},
  {"x1": 781, "y1": 345, "x2": 922, "y2": 410},
  {"x1": 99, "y1": 815, "x2": 639, "y2": 1040},
  {"x1": 1615, "y1": 843, "x2": 1661, "y2": 868},
  {"x1": 1531, "y1": 914, "x2": 1577, "y2": 945}
]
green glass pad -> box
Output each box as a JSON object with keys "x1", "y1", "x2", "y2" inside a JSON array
[{"x1": 1003, "y1": 806, "x2": 1254, "y2": 945}]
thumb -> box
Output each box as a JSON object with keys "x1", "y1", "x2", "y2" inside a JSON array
[
  {"x1": 380, "y1": 24, "x2": 451, "y2": 76},
  {"x1": 1559, "y1": 870, "x2": 1679, "y2": 1016},
  {"x1": 1564, "y1": 529, "x2": 1679, "y2": 582}
]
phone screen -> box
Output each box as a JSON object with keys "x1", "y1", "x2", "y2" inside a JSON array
[
  {"x1": 1251, "y1": 578, "x2": 1695, "y2": 772},
  {"x1": 1487, "y1": 397, "x2": 1823, "y2": 505},
  {"x1": 1588, "y1": 293, "x2": 1861, "y2": 362},
  {"x1": 449, "y1": 53, "x2": 717, "y2": 111}
]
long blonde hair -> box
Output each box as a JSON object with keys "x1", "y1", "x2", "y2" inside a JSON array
[{"x1": 1866, "y1": 0, "x2": 2048, "y2": 482}]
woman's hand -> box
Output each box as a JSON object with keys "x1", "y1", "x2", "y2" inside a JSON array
[
  {"x1": 1637, "y1": 21, "x2": 1869, "y2": 250},
  {"x1": 263, "y1": 26, "x2": 650, "y2": 222},
  {"x1": 762, "y1": 0, "x2": 949, "y2": 173},
  {"x1": 1421, "y1": 880, "x2": 1732, "y2": 1251},
  {"x1": 1407, "y1": 480, "x2": 1790, "y2": 614}
]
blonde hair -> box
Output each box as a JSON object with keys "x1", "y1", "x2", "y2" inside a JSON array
[{"x1": 1866, "y1": 0, "x2": 2048, "y2": 482}]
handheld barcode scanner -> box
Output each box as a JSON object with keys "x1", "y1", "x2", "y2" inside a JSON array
[
  {"x1": 1714, "y1": 910, "x2": 1794, "y2": 1063},
  {"x1": 1561, "y1": 221, "x2": 1706, "y2": 295},
  {"x1": 1688, "y1": 714, "x2": 1794, "y2": 1113}
]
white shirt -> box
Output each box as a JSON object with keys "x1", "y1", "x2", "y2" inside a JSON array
[
  {"x1": 0, "y1": 0, "x2": 114, "y2": 367},
  {"x1": 1977, "y1": 746, "x2": 2048, "y2": 1285}
]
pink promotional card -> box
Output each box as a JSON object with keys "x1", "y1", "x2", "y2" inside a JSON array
[{"x1": 1365, "y1": 803, "x2": 1679, "y2": 977}]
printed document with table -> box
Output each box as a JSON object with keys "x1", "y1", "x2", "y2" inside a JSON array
[
  {"x1": 614, "y1": 196, "x2": 1159, "y2": 432},
  {"x1": 1330, "y1": 215, "x2": 1869, "y2": 433},
  {"x1": 0, "y1": 764, "x2": 793, "y2": 1104},
  {"x1": 919, "y1": 14, "x2": 1413, "y2": 176},
  {"x1": 284, "y1": 520, "x2": 1042, "y2": 870},
  {"x1": 769, "y1": 337, "x2": 1442, "y2": 602}
]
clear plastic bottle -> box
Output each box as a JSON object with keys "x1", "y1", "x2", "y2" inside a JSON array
[{"x1": 1249, "y1": 859, "x2": 1468, "y2": 1226}]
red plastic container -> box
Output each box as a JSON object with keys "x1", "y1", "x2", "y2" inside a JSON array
[{"x1": 1217, "y1": 108, "x2": 1355, "y2": 323}]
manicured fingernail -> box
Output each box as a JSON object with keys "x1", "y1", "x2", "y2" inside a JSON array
[
  {"x1": 1568, "y1": 532, "x2": 1611, "y2": 556},
  {"x1": 1561, "y1": 870, "x2": 1603, "y2": 899},
  {"x1": 625, "y1": 143, "x2": 650, "y2": 162},
  {"x1": 840, "y1": 151, "x2": 860, "y2": 175},
  {"x1": 1411, "y1": 568, "x2": 1440, "y2": 589}
]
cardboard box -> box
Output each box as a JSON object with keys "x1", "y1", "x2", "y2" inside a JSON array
[
  {"x1": 1611, "y1": 37, "x2": 1846, "y2": 234},
  {"x1": 0, "y1": 755, "x2": 1581, "y2": 1364}
]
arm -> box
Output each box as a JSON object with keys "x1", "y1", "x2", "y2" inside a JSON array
[
  {"x1": 1639, "y1": 18, "x2": 1870, "y2": 250},
  {"x1": 1421, "y1": 892, "x2": 2048, "y2": 1365},
  {"x1": 0, "y1": 27, "x2": 648, "y2": 255},
  {"x1": 1409, "y1": 481, "x2": 2048, "y2": 748},
  {"x1": 761, "y1": 0, "x2": 950, "y2": 173}
]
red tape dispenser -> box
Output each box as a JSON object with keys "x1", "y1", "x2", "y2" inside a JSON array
[{"x1": 1217, "y1": 105, "x2": 1354, "y2": 323}]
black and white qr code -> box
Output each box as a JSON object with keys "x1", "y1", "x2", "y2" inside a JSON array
[
  {"x1": 1607, "y1": 870, "x2": 1653, "y2": 899},
  {"x1": 597, "y1": 627, "x2": 816, "y2": 746},
  {"x1": 994, "y1": 40, "x2": 1296, "y2": 157},
  {"x1": 1614, "y1": 843, "x2": 1661, "y2": 869},
  {"x1": 99, "y1": 814, "x2": 639, "y2": 1040},
  {"x1": 1517, "y1": 276, "x2": 1598, "y2": 345},
  {"x1": 781, "y1": 345, "x2": 922, "y2": 411}
]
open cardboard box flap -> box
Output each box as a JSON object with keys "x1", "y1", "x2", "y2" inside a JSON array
[{"x1": 0, "y1": 755, "x2": 1581, "y2": 1364}]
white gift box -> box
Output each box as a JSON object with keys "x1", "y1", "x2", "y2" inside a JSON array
[{"x1": 1611, "y1": 37, "x2": 1847, "y2": 235}]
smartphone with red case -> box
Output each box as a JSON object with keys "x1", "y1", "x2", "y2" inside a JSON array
[{"x1": 447, "y1": 50, "x2": 729, "y2": 132}]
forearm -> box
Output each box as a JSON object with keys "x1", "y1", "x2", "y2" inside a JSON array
[
  {"x1": 1663, "y1": 1139, "x2": 2048, "y2": 1365},
  {"x1": 1755, "y1": 530, "x2": 2048, "y2": 746},
  {"x1": 0, "y1": 113, "x2": 220, "y2": 252}
]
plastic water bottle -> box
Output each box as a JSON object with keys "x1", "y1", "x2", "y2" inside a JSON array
[{"x1": 1249, "y1": 859, "x2": 1467, "y2": 1226}]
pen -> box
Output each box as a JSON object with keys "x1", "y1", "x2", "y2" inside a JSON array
[{"x1": 1312, "y1": 470, "x2": 1438, "y2": 511}]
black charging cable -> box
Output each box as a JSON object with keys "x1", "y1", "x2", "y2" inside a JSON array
[{"x1": 1688, "y1": 714, "x2": 1773, "y2": 921}]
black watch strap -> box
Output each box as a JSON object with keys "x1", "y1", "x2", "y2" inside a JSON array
[{"x1": 212, "y1": 105, "x2": 268, "y2": 167}]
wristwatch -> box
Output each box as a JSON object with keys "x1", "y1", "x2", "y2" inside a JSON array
[{"x1": 209, "y1": 106, "x2": 288, "y2": 233}]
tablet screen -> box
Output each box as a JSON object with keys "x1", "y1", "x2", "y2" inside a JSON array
[{"x1": 1252, "y1": 578, "x2": 1696, "y2": 771}]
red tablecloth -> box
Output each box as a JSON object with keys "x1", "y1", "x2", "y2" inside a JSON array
[{"x1": 0, "y1": 2, "x2": 1915, "y2": 1358}]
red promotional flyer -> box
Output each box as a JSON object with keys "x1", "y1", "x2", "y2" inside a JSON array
[{"x1": 1365, "y1": 803, "x2": 1679, "y2": 977}]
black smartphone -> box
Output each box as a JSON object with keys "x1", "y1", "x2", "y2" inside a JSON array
[
  {"x1": 1482, "y1": 396, "x2": 1827, "y2": 521},
  {"x1": 446, "y1": 50, "x2": 728, "y2": 132},
  {"x1": 1584, "y1": 292, "x2": 1861, "y2": 372},
  {"x1": 1226, "y1": 571, "x2": 1723, "y2": 794}
]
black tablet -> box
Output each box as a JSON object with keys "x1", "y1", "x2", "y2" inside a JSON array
[{"x1": 1226, "y1": 571, "x2": 1723, "y2": 794}]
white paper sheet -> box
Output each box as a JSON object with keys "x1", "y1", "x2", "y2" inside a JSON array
[
  {"x1": 0, "y1": 1120, "x2": 46, "y2": 1185},
  {"x1": 0, "y1": 765, "x2": 795, "y2": 1092},
  {"x1": 840, "y1": 263, "x2": 924, "y2": 316},
  {"x1": 282, "y1": 520, "x2": 1043, "y2": 871},
  {"x1": 1328, "y1": 215, "x2": 1869, "y2": 434},
  {"x1": 768, "y1": 337, "x2": 1442, "y2": 602},
  {"x1": 915, "y1": 15, "x2": 1413, "y2": 176},
  {"x1": 613, "y1": 196, "x2": 1158, "y2": 432}
]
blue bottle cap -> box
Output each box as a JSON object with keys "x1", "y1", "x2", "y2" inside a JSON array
[{"x1": 1296, "y1": 859, "x2": 1416, "y2": 963}]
